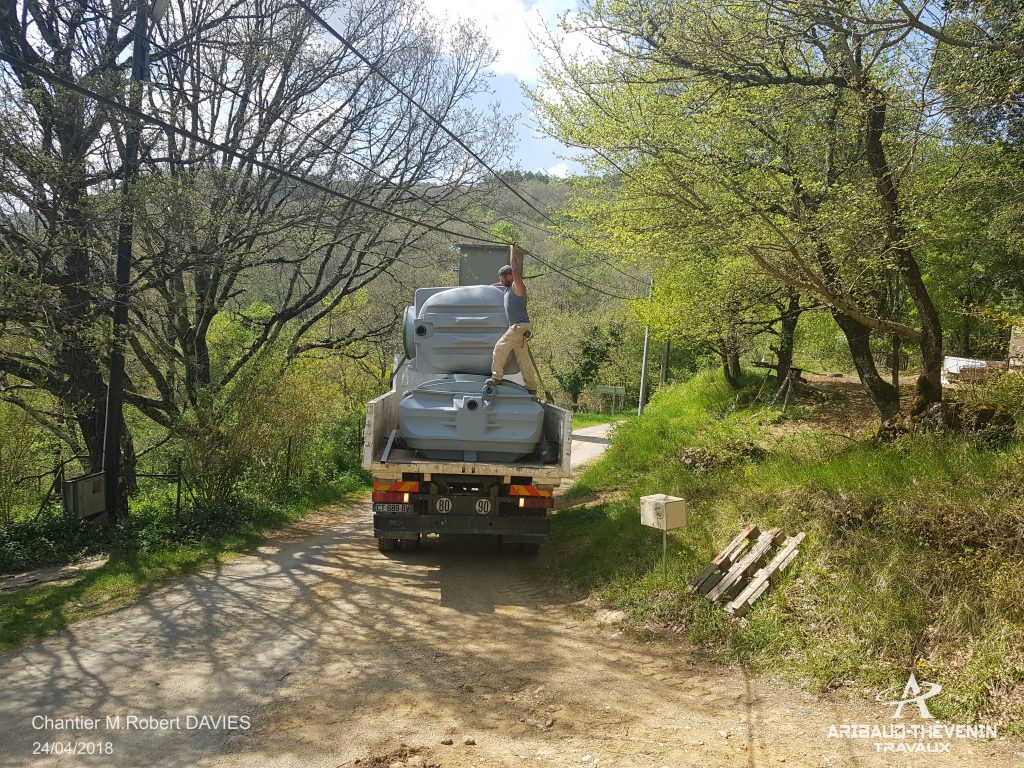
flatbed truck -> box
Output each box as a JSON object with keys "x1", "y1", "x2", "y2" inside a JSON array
[{"x1": 362, "y1": 384, "x2": 572, "y2": 553}]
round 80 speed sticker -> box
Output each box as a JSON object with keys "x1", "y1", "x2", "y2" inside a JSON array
[{"x1": 435, "y1": 497, "x2": 452, "y2": 513}]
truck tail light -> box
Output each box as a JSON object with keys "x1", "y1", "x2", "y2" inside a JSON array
[
  {"x1": 518, "y1": 496, "x2": 554, "y2": 509},
  {"x1": 373, "y1": 491, "x2": 410, "y2": 503}
]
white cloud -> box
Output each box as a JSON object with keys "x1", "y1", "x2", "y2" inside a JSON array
[
  {"x1": 424, "y1": 0, "x2": 577, "y2": 82},
  {"x1": 546, "y1": 162, "x2": 570, "y2": 178}
]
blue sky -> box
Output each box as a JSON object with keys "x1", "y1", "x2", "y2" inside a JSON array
[{"x1": 425, "y1": 0, "x2": 592, "y2": 176}]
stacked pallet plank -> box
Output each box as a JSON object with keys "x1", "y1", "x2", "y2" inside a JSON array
[{"x1": 690, "y1": 525, "x2": 806, "y2": 617}]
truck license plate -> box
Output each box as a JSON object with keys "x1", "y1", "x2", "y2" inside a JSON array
[{"x1": 373, "y1": 503, "x2": 414, "y2": 514}]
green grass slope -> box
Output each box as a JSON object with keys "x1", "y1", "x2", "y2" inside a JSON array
[{"x1": 551, "y1": 369, "x2": 1024, "y2": 730}]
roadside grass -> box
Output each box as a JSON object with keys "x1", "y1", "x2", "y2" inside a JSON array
[
  {"x1": 572, "y1": 411, "x2": 627, "y2": 430},
  {"x1": 0, "y1": 477, "x2": 367, "y2": 652},
  {"x1": 551, "y1": 368, "x2": 1024, "y2": 731}
]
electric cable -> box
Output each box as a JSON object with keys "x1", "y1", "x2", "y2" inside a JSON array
[
  {"x1": 0, "y1": 49, "x2": 498, "y2": 246},
  {"x1": 290, "y1": 0, "x2": 645, "y2": 294},
  {"x1": 0, "y1": 46, "x2": 638, "y2": 299}
]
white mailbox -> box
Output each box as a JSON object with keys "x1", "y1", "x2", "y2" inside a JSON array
[{"x1": 640, "y1": 494, "x2": 687, "y2": 531}]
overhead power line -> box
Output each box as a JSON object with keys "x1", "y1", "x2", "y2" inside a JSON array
[
  {"x1": 292, "y1": 0, "x2": 556, "y2": 222},
  {"x1": 137, "y1": 32, "x2": 636, "y2": 299},
  {"x1": 0, "y1": 46, "x2": 637, "y2": 299},
  {"x1": 0, "y1": 49, "x2": 498, "y2": 246},
  {"x1": 289, "y1": 0, "x2": 642, "y2": 297}
]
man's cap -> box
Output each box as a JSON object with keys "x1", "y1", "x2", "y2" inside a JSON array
[{"x1": 498, "y1": 265, "x2": 513, "y2": 276}]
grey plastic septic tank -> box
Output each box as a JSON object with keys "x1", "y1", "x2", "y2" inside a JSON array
[
  {"x1": 398, "y1": 375, "x2": 544, "y2": 462},
  {"x1": 404, "y1": 285, "x2": 520, "y2": 375}
]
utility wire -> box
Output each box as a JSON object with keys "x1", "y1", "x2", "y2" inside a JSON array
[
  {"x1": 140, "y1": 36, "x2": 635, "y2": 299},
  {"x1": 0, "y1": 46, "x2": 637, "y2": 299},
  {"x1": 0, "y1": 49, "x2": 498, "y2": 246},
  {"x1": 290, "y1": 0, "x2": 642, "y2": 297},
  {"x1": 293, "y1": 0, "x2": 556, "y2": 223}
]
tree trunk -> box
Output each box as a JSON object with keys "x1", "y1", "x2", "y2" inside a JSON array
[
  {"x1": 833, "y1": 311, "x2": 901, "y2": 420},
  {"x1": 890, "y1": 334, "x2": 901, "y2": 389},
  {"x1": 720, "y1": 351, "x2": 739, "y2": 388},
  {"x1": 60, "y1": 189, "x2": 110, "y2": 473},
  {"x1": 863, "y1": 90, "x2": 942, "y2": 405},
  {"x1": 773, "y1": 291, "x2": 800, "y2": 381},
  {"x1": 728, "y1": 351, "x2": 741, "y2": 385}
]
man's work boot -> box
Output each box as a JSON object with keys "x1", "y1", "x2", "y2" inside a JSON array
[
  {"x1": 485, "y1": 377, "x2": 502, "y2": 387},
  {"x1": 527, "y1": 389, "x2": 538, "y2": 397}
]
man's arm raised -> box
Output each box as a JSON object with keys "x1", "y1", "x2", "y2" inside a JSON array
[{"x1": 510, "y1": 244, "x2": 527, "y2": 297}]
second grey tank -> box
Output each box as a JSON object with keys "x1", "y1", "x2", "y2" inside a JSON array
[
  {"x1": 398, "y1": 375, "x2": 544, "y2": 462},
  {"x1": 404, "y1": 285, "x2": 520, "y2": 375}
]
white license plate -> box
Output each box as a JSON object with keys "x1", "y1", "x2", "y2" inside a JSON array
[{"x1": 373, "y1": 503, "x2": 414, "y2": 514}]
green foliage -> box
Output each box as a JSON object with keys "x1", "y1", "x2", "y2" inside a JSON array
[
  {"x1": 489, "y1": 221, "x2": 523, "y2": 244},
  {"x1": 956, "y1": 371, "x2": 1024, "y2": 421},
  {"x1": 0, "y1": 515, "x2": 104, "y2": 572},
  {"x1": 791, "y1": 311, "x2": 853, "y2": 372},
  {"x1": 556, "y1": 371, "x2": 1024, "y2": 728},
  {"x1": 552, "y1": 324, "x2": 617, "y2": 407},
  {"x1": 0, "y1": 403, "x2": 50, "y2": 523}
]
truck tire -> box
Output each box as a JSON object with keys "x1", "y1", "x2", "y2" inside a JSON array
[
  {"x1": 399, "y1": 535, "x2": 421, "y2": 550},
  {"x1": 378, "y1": 537, "x2": 398, "y2": 552},
  {"x1": 520, "y1": 542, "x2": 541, "y2": 556}
]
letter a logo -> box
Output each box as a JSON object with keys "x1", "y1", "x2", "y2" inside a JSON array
[{"x1": 878, "y1": 673, "x2": 942, "y2": 719}]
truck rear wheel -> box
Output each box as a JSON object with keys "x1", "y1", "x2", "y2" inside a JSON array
[
  {"x1": 520, "y1": 542, "x2": 541, "y2": 556},
  {"x1": 399, "y1": 535, "x2": 421, "y2": 550},
  {"x1": 377, "y1": 537, "x2": 398, "y2": 552}
]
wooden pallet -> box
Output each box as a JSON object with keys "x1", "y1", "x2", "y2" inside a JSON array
[
  {"x1": 692, "y1": 527, "x2": 806, "y2": 617},
  {"x1": 690, "y1": 524, "x2": 759, "y2": 595}
]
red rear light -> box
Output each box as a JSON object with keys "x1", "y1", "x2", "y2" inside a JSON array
[
  {"x1": 372, "y1": 491, "x2": 408, "y2": 503},
  {"x1": 518, "y1": 496, "x2": 554, "y2": 509}
]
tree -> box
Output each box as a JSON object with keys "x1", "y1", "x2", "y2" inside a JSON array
[
  {"x1": 0, "y1": 0, "x2": 508, "y2": 483},
  {"x1": 532, "y1": 0, "x2": 970, "y2": 419},
  {"x1": 552, "y1": 324, "x2": 616, "y2": 409}
]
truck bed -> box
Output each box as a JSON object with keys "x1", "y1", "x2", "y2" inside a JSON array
[{"x1": 363, "y1": 389, "x2": 572, "y2": 483}]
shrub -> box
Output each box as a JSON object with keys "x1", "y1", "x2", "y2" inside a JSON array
[{"x1": 0, "y1": 403, "x2": 50, "y2": 524}]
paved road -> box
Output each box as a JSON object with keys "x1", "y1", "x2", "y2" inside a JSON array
[
  {"x1": 0, "y1": 424, "x2": 1017, "y2": 768},
  {"x1": 566, "y1": 424, "x2": 612, "y2": 471}
]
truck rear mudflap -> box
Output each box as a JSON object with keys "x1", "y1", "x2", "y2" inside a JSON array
[{"x1": 373, "y1": 513, "x2": 551, "y2": 540}]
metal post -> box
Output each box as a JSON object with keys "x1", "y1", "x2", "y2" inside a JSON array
[
  {"x1": 102, "y1": 0, "x2": 151, "y2": 521},
  {"x1": 174, "y1": 457, "x2": 182, "y2": 521},
  {"x1": 638, "y1": 277, "x2": 653, "y2": 416},
  {"x1": 285, "y1": 437, "x2": 293, "y2": 485},
  {"x1": 662, "y1": 528, "x2": 667, "y2": 580},
  {"x1": 638, "y1": 325, "x2": 650, "y2": 416}
]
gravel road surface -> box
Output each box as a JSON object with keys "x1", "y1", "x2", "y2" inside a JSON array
[{"x1": 0, "y1": 424, "x2": 1019, "y2": 768}]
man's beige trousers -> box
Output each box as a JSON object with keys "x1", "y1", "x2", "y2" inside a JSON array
[{"x1": 491, "y1": 322, "x2": 540, "y2": 391}]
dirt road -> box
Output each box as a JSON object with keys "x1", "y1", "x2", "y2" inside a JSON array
[{"x1": 0, "y1": 425, "x2": 1019, "y2": 768}]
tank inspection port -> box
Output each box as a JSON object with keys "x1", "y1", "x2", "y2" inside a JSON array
[
  {"x1": 482, "y1": 385, "x2": 495, "y2": 398},
  {"x1": 466, "y1": 399, "x2": 479, "y2": 411},
  {"x1": 415, "y1": 325, "x2": 427, "y2": 337}
]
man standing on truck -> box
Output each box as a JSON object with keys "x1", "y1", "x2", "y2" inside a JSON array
[{"x1": 487, "y1": 244, "x2": 541, "y2": 396}]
